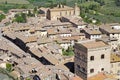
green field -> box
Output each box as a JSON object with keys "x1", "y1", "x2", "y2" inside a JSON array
[{"x1": 0, "y1": 0, "x2": 29, "y2": 4}]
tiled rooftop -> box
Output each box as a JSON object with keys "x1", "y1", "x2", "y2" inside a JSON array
[
  {"x1": 88, "y1": 73, "x2": 107, "y2": 80},
  {"x1": 100, "y1": 24, "x2": 120, "y2": 34},
  {"x1": 84, "y1": 28, "x2": 102, "y2": 35},
  {"x1": 80, "y1": 40, "x2": 108, "y2": 49}
]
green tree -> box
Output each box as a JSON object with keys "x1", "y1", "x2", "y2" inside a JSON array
[
  {"x1": 0, "y1": 14, "x2": 5, "y2": 22},
  {"x1": 33, "y1": 7, "x2": 37, "y2": 14},
  {"x1": 21, "y1": 5, "x2": 27, "y2": 9},
  {"x1": 62, "y1": 46, "x2": 74, "y2": 56},
  {"x1": 115, "y1": 0, "x2": 120, "y2": 6},
  {"x1": 61, "y1": 0, "x2": 67, "y2": 5},
  {"x1": 26, "y1": 78, "x2": 31, "y2": 80},
  {"x1": 80, "y1": 1, "x2": 100, "y2": 11},
  {"x1": 14, "y1": 13, "x2": 27, "y2": 23},
  {"x1": 94, "y1": 0, "x2": 105, "y2": 6},
  {"x1": 6, "y1": 63, "x2": 12, "y2": 72},
  {"x1": 28, "y1": 10, "x2": 35, "y2": 17},
  {"x1": 5, "y1": 1, "x2": 7, "y2": 4}
]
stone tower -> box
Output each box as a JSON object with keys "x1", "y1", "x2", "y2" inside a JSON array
[
  {"x1": 74, "y1": 3, "x2": 80, "y2": 16},
  {"x1": 74, "y1": 40, "x2": 111, "y2": 80}
]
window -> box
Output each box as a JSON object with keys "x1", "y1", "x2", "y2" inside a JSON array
[
  {"x1": 90, "y1": 68, "x2": 94, "y2": 73},
  {"x1": 101, "y1": 54, "x2": 105, "y2": 59},
  {"x1": 101, "y1": 68, "x2": 104, "y2": 71},
  {"x1": 90, "y1": 56, "x2": 94, "y2": 61},
  {"x1": 112, "y1": 33, "x2": 114, "y2": 35}
]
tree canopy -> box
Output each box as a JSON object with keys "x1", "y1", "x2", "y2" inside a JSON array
[
  {"x1": 14, "y1": 13, "x2": 27, "y2": 23},
  {"x1": 0, "y1": 14, "x2": 5, "y2": 22}
]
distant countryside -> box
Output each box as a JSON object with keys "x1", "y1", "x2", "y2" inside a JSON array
[
  {"x1": 0, "y1": 0, "x2": 29, "y2": 4},
  {"x1": 0, "y1": 0, "x2": 120, "y2": 23}
]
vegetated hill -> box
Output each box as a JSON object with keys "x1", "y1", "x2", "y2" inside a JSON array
[
  {"x1": 30, "y1": 0, "x2": 120, "y2": 23},
  {"x1": 0, "y1": 0, "x2": 32, "y2": 13},
  {"x1": 0, "y1": 0, "x2": 120, "y2": 23},
  {"x1": 79, "y1": 0, "x2": 120, "y2": 24},
  {"x1": 0, "y1": 0, "x2": 29, "y2": 4},
  {"x1": 27, "y1": 0, "x2": 77, "y2": 7}
]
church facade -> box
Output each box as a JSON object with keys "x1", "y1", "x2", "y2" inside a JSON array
[{"x1": 47, "y1": 3, "x2": 80, "y2": 20}]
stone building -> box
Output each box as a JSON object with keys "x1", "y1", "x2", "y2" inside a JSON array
[
  {"x1": 110, "y1": 53, "x2": 120, "y2": 76},
  {"x1": 83, "y1": 28, "x2": 102, "y2": 40},
  {"x1": 47, "y1": 3, "x2": 80, "y2": 20},
  {"x1": 74, "y1": 40, "x2": 111, "y2": 80},
  {"x1": 100, "y1": 23, "x2": 120, "y2": 43},
  {"x1": 97, "y1": 37, "x2": 118, "y2": 51}
]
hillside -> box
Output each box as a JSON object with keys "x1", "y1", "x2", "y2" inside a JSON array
[
  {"x1": 78, "y1": 0, "x2": 120, "y2": 24},
  {"x1": 27, "y1": 0, "x2": 120, "y2": 23},
  {"x1": 0, "y1": 0, "x2": 29, "y2": 4},
  {"x1": 0, "y1": 0, "x2": 32, "y2": 13},
  {"x1": 0, "y1": 0, "x2": 120, "y2": 23}
]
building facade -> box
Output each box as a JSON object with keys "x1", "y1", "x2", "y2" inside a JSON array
[
  {"x1": 110, "y1": 53, "x2": 120, "y2": 75},
  {"x1": 74, "y1": 40, "x2": 111, "y2": 80},
  {"x1": 100, "y1": 24, "x2": 120, "y2": 43},
  {"x1": 47, "y1": 3, "x2": 80, "y2": 20}
]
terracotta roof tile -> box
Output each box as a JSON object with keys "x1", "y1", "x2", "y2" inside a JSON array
[
  {"x1": 72, "y1": 76, "x2": 83, "y2": 80},
  {"x1": 81, "y1": 41, "x2": 109, "y2": 49},
  {"x1": 88, "y1": 73, "x2": 107, "y2": 80}
]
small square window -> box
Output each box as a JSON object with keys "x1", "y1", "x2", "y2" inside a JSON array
[
  {"x1": 101, "y1": 54, "x2": 105, "y2": 59},
  {"x1": 101, "y1": 68, "x2": 104, "y2": 71},
  {"x1": 90, "y1": 56, "x2": 94, "y2": 61},
  {"x1": 90, "y1": 69, "x2": 94, "y2": 73}
]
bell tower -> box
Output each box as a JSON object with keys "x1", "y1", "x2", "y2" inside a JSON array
[{"x1": 74, "y1": 3, "x2": 80, "y2": 16}]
